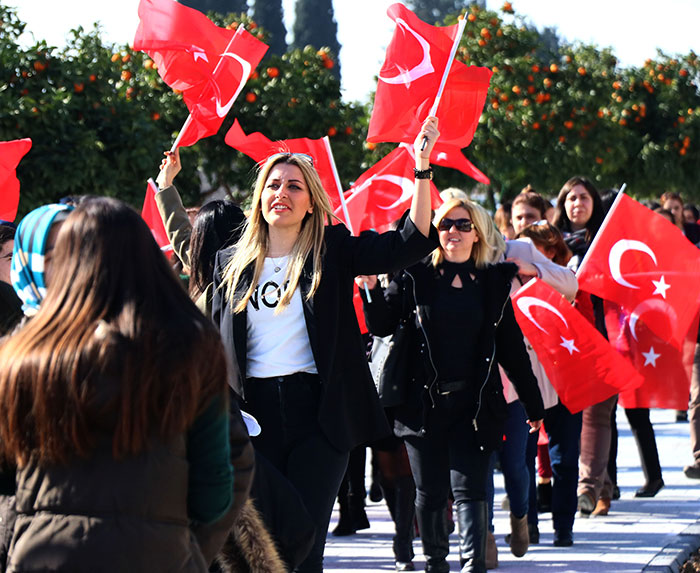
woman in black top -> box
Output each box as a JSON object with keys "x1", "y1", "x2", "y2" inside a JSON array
[{"x1": 360, "y1": 198, "x2": 544, "y2": 573}]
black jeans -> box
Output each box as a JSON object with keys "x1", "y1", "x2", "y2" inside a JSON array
[
  {"x1": 246, "y1": 373, "x2": 349, "y2": 573},
  {"x1": 403, "y1": 392, "x2": 491, "y2": 511}
]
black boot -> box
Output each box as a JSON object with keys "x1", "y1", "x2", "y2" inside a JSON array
[
  {"x1": 456, "y1": 501, "x2": 487, "y2": 573},
  {"x1": 415, "y1": 505, "x2": 450, "y2": 572},
  {"x1": 393, "y1": 476, "x2": 417, "y2": 565},
  {"x1": 332, "y1": 495, "x2": 356, "y2": 536},
  {"x1": 348, "y1": 493, "x2": 370, "y2": 531}
]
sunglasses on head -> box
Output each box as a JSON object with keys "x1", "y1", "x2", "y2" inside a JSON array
[
  {"x1": 438, "y1": 218, "x2": 474, "y2": 232},
  {"x1": 271, "y1": 152, "x2": 315, "y2": 167}
]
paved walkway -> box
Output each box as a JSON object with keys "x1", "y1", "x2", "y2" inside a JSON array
[{"x1": 323, "y1": 407, "x2": 700, "y2": 572}]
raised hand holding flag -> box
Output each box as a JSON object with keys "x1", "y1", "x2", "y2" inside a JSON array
[{"x1": 0, "y1": 138, "x2": 32, "y2": 222}]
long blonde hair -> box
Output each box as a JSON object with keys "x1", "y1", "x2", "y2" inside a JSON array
[
  {"x1": 220, "y1": 153, "x2": 335, "y2": 314},
  {"x1": 431, "y1": 198, "x2": 506, "y2": 268}
]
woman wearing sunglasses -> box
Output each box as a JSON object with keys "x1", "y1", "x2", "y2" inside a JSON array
[
  {"x1": 359, "y1": 198, "x2": 544, "y2": 573},
  {"x1": 212, "y1": 118, "x2": 441, "y2": 572}
]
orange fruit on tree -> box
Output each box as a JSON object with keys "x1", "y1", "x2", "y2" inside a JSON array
[
  {"x1": 121, "y1": 70, "x2": 132, "y2": 81},
  {"x1": 33, "y1": 61, "x2": 46, "y2": 72},
  {"x1": 89, "y1": 74, "x2": 96, "y2": 82},
  {"x1": 327, "y1": 126, "x2": 337, "y2": 137},
  {"x1": 151, "y1": 112, "x2": 160, "y2": 121},
  {"x1": 345, "y1": 126, "x2": 353, "y2": 135},
  {"x1": 266, "y1": 67, "x2": 279, "y2": 78},
  {"x1": 467, "y1": 13, "x2": 476, "y2": 22},
  {"x1": 245, "y1": 92, "x2": 257, "y2": 103},
  {"x1": 578, "y1": 67, "x2": 586, "y2": 75},
  {"x1": 111, "y1": 53, "x2": 120, "y2": 63},
  {"x1": 323, "y1": 59, "x2": 334, "y2": 69},
  {"x1": 549, "y1": 63, "x2": 559, "y2": 73},
  {"x1": 366, "y1": 141, "x2": 377, "y2": 150},
  {"x1": 122, "y1": 54, "x2": 131, "y2": 63},
  {"x1": 73, "y1": 82, "x2": 84, "y2": 93}
]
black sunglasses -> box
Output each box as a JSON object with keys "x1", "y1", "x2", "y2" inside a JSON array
[{"x1": 438, "y1": 218, "x2": 474, "y2": 232}]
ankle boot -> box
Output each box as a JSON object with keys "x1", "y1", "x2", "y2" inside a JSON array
[
  {"x1": 348, "y1": 493, "x2": 370, "y2": 531},
  {"x1": 485, "y1": 531, "x2": 498, "y2": 569},
  {"x1": 456, "y1": 501, "x2": 487, "y2": 573},
  {"x1": 415, "y1": 505, "x2": 450, "y2": 573},
  {"x1": 508, "y1": 514, "x2": 529, "y2": 557},
  {"x1": 332, "y1": 496, "x2": 356, "y2": 536}
]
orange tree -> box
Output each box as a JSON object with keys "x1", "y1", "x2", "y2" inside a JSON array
[
  {"x1": 608, "y1": 52, "x2": 700, "y2": 198},
  {"x1": 437, "y1": 3, "x2": 635, "y2": 205},
  {"x1": 0, "y1": 6, "x2": 370, "y2": 215}
]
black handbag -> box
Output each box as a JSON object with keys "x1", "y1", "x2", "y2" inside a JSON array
[{"x1": 369, "y1": 312, "x2": 414, "y2": 408}]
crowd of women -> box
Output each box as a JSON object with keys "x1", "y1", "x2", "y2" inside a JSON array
[{"x1": 0, "y1": 116, "x2": 698, "y2": 573}]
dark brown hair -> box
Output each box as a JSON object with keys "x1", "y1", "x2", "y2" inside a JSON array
[
  {"x1": 552, "y1": 176, "x2": 605, "y2": 242},
  {"x1": 0, "y1": 198, "x2": 228, "y2": 466},
  {"x1": 516, "y1": 221, "x2": 572, "y2": 266},
  {"x1": 512, "y1": 188, "x2": 550, "y2": 220}
]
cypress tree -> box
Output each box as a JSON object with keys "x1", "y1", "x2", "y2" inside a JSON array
[
  {"x1": 178, "y1": 0, "x2": 249, "y2": 17},
  {"x1": 292, "y1": 0, "x2": 341, "y2": 80},
  {"x1": 252, "y1": 0, "x2": 288, "y2": 56}
]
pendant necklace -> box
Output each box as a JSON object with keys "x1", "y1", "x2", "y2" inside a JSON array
[{"x1": 270, "y1": 255, "x2": 284, "y2": 273}]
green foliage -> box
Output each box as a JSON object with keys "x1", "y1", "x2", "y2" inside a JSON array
[
  {"x1": 292, "y1": 0, "x2": 341, "y2": 81},
  {"x1": 435, "y1": 4, "x2": 700, "y2": 205},
  {"x1": 0, "y1": 5, "x2": 369, "y2": 216},
  {"x1": 406, "y1": 0, "x2": 484, "y2": 25},
  {"x1": 252, "y1": 0, "x2": 288, "y2": 56}
]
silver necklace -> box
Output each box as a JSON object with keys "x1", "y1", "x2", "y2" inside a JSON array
[{"x1": 270, "y1": 255, "x2": 285, "y2": 273}]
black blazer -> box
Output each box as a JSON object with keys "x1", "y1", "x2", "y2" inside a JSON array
[{"x1": 212, "y1": 215, "x2": 439, "y2": 452}]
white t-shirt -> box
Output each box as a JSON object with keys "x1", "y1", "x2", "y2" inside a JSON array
[{"x1": 246, "y1": 256, "x2": 318, "y2": 378}]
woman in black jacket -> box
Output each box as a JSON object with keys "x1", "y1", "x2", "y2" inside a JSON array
[
  {"x1": 360, "y1": 197, "x2": 544, "y2": 573},
  {"x1": 212, "y1": 118, "x2": 441, "y2": 572}
]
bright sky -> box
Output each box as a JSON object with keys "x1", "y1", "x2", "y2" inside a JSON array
[{"x1": 9, "y1": 0, "x2": 700, "y2": 104}]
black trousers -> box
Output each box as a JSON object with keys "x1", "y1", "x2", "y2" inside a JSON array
[{"x1": 246, "y1": 373, "x2": 349, "y2": 573}]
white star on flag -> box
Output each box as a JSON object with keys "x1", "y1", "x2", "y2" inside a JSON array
[
  {"x1": 651, "y1": 275, "x2": 671, "y2": 299},
  {"x1": 187, "y1": 47, "x2": 208, "y2": 63},
  {"x1": 642, "y1": 346, "x2": 661, "y2": 367},
  {"x1": 559, "y1": 336, "x2": 579, "y2": 355}
]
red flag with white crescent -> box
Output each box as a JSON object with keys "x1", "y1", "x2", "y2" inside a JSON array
[
  {"x1": 577, "y1": 193, "x2": 700, "y2": 347},
  {"x1": 133, "y1": 0, "x2": 268, "y2": 147},
  {"x1": 335, "y1": 145, "x2": 442, "y2": 234},
  {"x1": 512, "y1": 278, "x2": 643, "y2": 414},
  {"x1": 0, "y1": 138, "x2": 31, "y2": 222},
  {"x1": 605, "y1": 303, "x2": 697, "y2": 410},
  {"x1": 367, "y1": 3, "x2": 492, "y2": 148}
]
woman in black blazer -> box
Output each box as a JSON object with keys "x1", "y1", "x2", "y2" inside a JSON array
[{"x1": 212, "y1": 118, "x2": 440, "y2": 572}]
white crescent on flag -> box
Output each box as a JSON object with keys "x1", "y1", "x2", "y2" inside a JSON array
[
  {"x1": 516, "y1": 296, "x2": 569, "y2": 335},
  {"x1": 375, "y1": 175, "x2": 415, "y2": 210},
  {"x1": 628, "y1": 298, "x2": 678, "y2": 341},
  {"x1": 214, "y1": 51, "x2": 251, "y2": 118},
  {"x1": 608, "y1": 239, "x2": 658, "y2": 290},
  {"x1": 378, "y1": 17, "x2": 434, "y2": 85}
]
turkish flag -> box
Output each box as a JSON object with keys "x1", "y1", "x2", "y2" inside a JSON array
[
  {"x1": 367, "y1": 3, "x2": 492, "y2": 148},
  {"x1": 512, "y1": 278, "x2": 643, "y2": 414},
  {"x1": 224, "y1": 119, "x2": 343, "y2": 211},
  {"x1": 0, "y1": 138, "x2": 32, "y2": 222},
  {"x1": 577, "y1": 193, "x2": 700, "y2": 347},
  {"x1": 430, "y1": 144, "x2": 490, "y2": 184},
  {"x1": 133, "y1": 0, "x2": 267, "y2": 147},
  {"x1": 334, "y1": 145, "x2": 443, "y2": 234},
  {"x1": 142, "y1": 179, "x2": 173, "y2": 258},
  {"x1": 605, "y1": 303, "x2": 696, "y2": 410}
]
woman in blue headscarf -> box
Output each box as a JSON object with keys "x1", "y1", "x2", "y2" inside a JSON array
[{"x1": 11, "y1": 203, "x2": 74, "y2": 316}]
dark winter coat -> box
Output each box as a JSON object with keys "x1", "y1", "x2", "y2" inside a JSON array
[
  {"x1": 212, "y1": 216, "x2": 440, "y2": 453},
  {"x1": 362, "y1": 260, "x2": 545, "y2": 452}
]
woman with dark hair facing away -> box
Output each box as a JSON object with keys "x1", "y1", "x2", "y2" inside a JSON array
[
  {"x1": 155, "y1": 149, "x2": 246, "y2": 316},
  {"x1": 0, "y1": 198, "x2": 237, "y2": 572},
  {"x1": 359, "y1": 197, "x2": 544, "y2": 573},
  {"x1": 212, "y1": 118, "x2": 441, "y2": 572},
  {"x1": 553, "y1": 176, "x2": 620, "y2": 516}
]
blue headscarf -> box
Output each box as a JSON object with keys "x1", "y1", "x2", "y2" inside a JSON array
[{"x1": 11, "y1": 204, "x2": 75, "y2": 316}]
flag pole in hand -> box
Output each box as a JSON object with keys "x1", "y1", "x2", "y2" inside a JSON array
[{"x1": 420, "y1": 15, "x2": 467, "y2": 151}]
